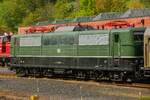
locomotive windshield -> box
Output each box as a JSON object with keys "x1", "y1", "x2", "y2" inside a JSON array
[
  {"x1": 0, "y1": 36, "x2": 11, "y2": 43},
  {"x1": 133, "y1": 31, "x2": 144, "y2": 42}
]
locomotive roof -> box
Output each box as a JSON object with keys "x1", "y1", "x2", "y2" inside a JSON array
[
  {"x1": 55, "y1": 26, "x2": 75, "y2": 32},
  {"x1": 14, "y1": 27, "x2": 145, "y2": 38},
  {"x1": 54, "y1": 25, "x2": 95, "y2": 32}
]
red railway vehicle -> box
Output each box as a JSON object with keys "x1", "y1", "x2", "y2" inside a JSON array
[
  {"x1": 18, "y1": 16, "x2": 150, "y2": 34},
  {"x1": 0, "y1": 34, "x2": 11, "y2": 66},
  {"x1": 18, "y1": 25, "x2": 56, "y2": 34},
  {"x1": 18, "y1": 9, "x2": 150, "y2": 34}
]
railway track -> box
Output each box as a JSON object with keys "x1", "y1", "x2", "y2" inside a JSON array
[
  {"x1": 0, "y1": 71, "x2": 149, "y2": 90},
  {"x1": 114, "y1": 83, "x2": 150, "y2": 89}
]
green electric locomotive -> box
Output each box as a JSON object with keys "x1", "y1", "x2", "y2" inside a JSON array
[{"x1": 10, "y1": 26, "x2": 146, "y2": 81}]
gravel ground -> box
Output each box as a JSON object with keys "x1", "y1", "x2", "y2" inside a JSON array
[
  {"x1": 0, "y1": 67, "x2": 150, "y2": 100},
  {"x1": 0, "y1": 77, "x2": 150, "y2": 100},
  {"x1": 0, "y1": 67, "x2": 15, "y2": 75}
]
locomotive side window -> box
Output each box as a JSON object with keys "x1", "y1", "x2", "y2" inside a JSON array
[
  {"x1": 43, "y1": 35, "x2": 76, "y2": 45},
  {"x1": 59, "y1": 35, "x2": 76, "y2": 45},
  {"x1": 48, "y1": 37, "x2": 57, "y2": 45},
  {"x1": 43, "y1": 36, "x2": 57, "y2": 45},
  {"x1": 3, "y1": 37, "x2": 7, "y2": 43},
  {"x1": 20, "y1": 37, "x2": 41, "y2": 46},
  {"x1": 79, "y1": 34, "x2": 109, "y2": 45},
  {"x1": 133, "y1": 31, "x2": 144, "y2": 42}
]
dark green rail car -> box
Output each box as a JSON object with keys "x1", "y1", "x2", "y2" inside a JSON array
[{"x1": 10, "y1": 27, "x2": 145, "y2": 81}]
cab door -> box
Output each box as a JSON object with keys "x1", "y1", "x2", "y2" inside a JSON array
[
  {"x1": 112, "y1": 33, "x2": 121, "y2": 67},
  {"x1": 113, "y1": 33, "x2": 121, "y2": 57},
  {"x1": 11, "y1": 37, "x2": 18, "y2": 56}
]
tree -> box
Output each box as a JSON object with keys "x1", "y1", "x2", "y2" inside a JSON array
[
  {"x1": 73, "y1": 0, "x2": 95, "y2": 16},
  {"x1": 111, "y1": 0, "x2": 127, "y2": 12},
  {"x1": 95, "y1": 0, "x2": 127, "y2": 13},
  {"x1": 54, "y1": 0, "x2": 76, "y2": 18},
  {"x1": 22, "y1": 3, "x2": 55, "y2": 26},
  {"x1": 95, "y1": 0, "x2": 111, "y2": 13},
  {"x1": 0, "y1": 0, "x2": 55, "y2": 31},
  {"x1": 140, "y1": 0, "x2": 150, "y2": 8},
  {"x1": 128, "y1": 0, "x2": 144, "y2": 9},
  {"x1": 0, "y1": 0, "x2": 26, "y2": 31},
  {"x1": 0, "y1": 0, "x2": 149, "y2": 32}
]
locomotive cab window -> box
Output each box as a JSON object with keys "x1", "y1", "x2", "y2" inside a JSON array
[
  {"x1": 3, "y1": 36, "x2": 9, "y2": 43},
  {"x1": 43, "y1": 35, "x2": 76, "y2": 45},
  {"x1": 133, "y1": 31, "x2": 144, "y2": 42}
]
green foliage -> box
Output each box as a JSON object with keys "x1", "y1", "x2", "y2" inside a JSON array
[
  {"x1": 140, "y1": 0, "x2": 150, "y2": 8},
  {"x1": 128, "y1": 0, "x2": 144, "y2": 9},
  {"x1": 0, "y1": 0, "x2": 149, "y2": 32},
  {"x1": 0, "y1": 0, "x2": 26, "y2": 31},
  {"x1": 75, "y1": 0, "x2": 95, "y2": 16},
  {"x1": 111, "y1": 0, "x2": 127, "y2": 12},
  {"x1": 54, "y1": 1, "x2": 71, "y2": 18},
  {"x1": 22, "y1": 3, "x2": 54, "y2": 26}
]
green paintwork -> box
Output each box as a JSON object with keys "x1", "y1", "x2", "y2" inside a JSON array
[{"x1": 11, "y1": 27, "x2": 145, "y2": 59}]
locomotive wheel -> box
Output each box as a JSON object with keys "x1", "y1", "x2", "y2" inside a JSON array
[
  {"x1": 109, "y1": 72, "x2": 125, "y2": 82},
  {"x1": 84, "y1": 72, "x2": 90, "y2": 80},
  {"x1": 94, "y1": 71, "x2": 103, "y2": 81},
  {"x1": 76, "y1": 71, "x2": 83, "y2": 79},
  {"x1": 32, "y1": 68, "x2": 41, "y2": 77},
  {"x1": 126, "y1": 77, "x2": 132, "y2": 83},
  {"x1": 16, "y1": 68, "x2": 26, "y2": 77},
  {"x1": 43, "y1": 69, "x2": 53, "y2": 77},
  {"x1": 124, "y1": 73, "x2": 134, "y2": 83}
]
